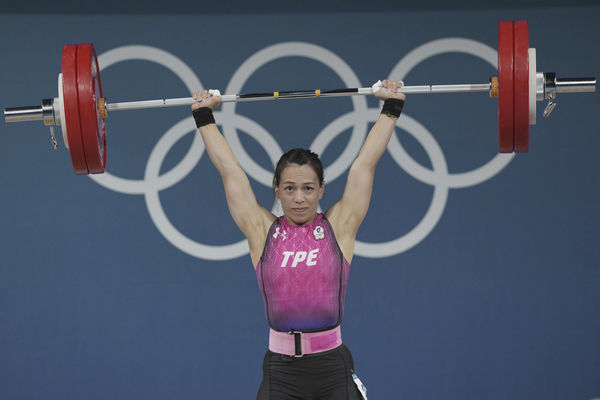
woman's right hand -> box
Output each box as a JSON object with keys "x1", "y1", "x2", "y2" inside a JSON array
[
  {"x1": 191, "y1": 89, "x2": 221, "y2": 110},
  {"x1": 374, "y1": 79, "x2": 406, "y2": 101}
]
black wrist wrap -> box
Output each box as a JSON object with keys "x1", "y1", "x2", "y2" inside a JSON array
[
  {"x1": 381, "y1": 98, "x2": 405, "y2": 118},
  {"x1": 193, "y1": 107, "x2": 216, "y2": 128}
]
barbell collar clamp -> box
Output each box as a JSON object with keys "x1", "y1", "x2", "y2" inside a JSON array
[
  {"x1": 49, "y1": 125, "x2": 58, "y2": 150},
  {"x1": 544, "y1": 72, "x2": 557, "y2": 100},
  {"x1": 540, "y1": 74, "x2": 596, "y2": 118},
  {"x1": 536, "y1": 72, "x2": 545, "y2": 101},
  {"x1": 544, "y1": 73, "x2": 596, "y2": 99}
]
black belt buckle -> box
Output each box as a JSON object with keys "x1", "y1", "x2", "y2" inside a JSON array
[{"x1": 288, "y1": 330, "x2": 303, "y2": 358}]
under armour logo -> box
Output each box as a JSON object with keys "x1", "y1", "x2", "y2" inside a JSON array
[{"x1": 273, "y1": 227, "x2": 287, "y2": 241}]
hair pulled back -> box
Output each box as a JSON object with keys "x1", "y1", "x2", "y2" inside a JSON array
[{"x1": 273, "y1": 148, "x2": 324, "y2": 191}]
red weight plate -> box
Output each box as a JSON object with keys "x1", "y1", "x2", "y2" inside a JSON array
[
  {"x1": 77, "y1": 43, "x2": 106, "y2": 174},
  {"x1": 62, "y1": 45, "x2": 89, "y2": 174},
  {"x1": 513, "y1": 20, "x2": 529, "y2": 153},
  {"x1": 498, "y1": 21, "x2": 514, "y2": 153}
]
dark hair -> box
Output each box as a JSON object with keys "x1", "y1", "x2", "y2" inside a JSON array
[{"x1": 273, "y1": 148, "x2": 324, "y2": 191}]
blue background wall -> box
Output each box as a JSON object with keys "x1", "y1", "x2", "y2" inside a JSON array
[{"x1": 1, "y1": 4, "x2": 599, "y2": 400}]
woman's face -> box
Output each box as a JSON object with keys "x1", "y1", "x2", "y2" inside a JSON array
[{"x1": 274, "y1": 163, "x2": 324, "y2": 226}]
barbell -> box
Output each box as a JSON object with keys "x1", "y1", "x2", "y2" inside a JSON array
[{"x1": 3, "y1": 20, "x2": 596, "y2": 175}]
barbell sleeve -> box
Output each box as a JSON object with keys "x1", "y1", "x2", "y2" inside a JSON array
[
  {"x1": 555, "y1": 77, "x2": 597, "y2": 94},
  {"x1": 4, "y1": 99, "x2": 55, "y2": 124}
]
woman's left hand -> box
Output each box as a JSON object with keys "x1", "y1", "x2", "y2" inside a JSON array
[{"x1": 374, "y1": 79, "x2": 406, "y2": 101}]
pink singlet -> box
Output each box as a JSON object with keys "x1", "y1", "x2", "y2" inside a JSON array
[{"x1": 256, "y1": 213, "x2": 350, "y2": 333}]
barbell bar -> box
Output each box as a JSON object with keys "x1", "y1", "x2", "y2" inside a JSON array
[{"x1": 3, "y1": 20, "x2": 596, "y2": 175}]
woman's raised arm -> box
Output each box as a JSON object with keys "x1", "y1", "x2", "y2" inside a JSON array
[
  {"x1": 192, "y1": 90, "x2": 275, "y2": 266},
  {"x1": 326, "y1": 80, "x2": 406, "y2": 262}
]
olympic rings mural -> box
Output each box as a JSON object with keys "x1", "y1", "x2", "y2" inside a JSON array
[{"x1": 90, "y1": 39, "x2": 515, "y2": 261}]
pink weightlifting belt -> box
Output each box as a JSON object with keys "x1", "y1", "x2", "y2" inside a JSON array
[{"x1": 269, "y1": 326, "x2": 342, "y2": 357}]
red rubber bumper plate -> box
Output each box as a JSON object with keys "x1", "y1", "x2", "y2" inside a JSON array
[
  {"x1": 513, "y1": 20, "x2": 529, "y2": 153},
  {"x1": 498, "y1": 21, "x2": 514, "y2": 153},
  {"x1": 77, "y1": 43, "x2": 106, "y2": 174},
  {"x1": 62, "y1": 45, "x2": 89, "y2": 174}
]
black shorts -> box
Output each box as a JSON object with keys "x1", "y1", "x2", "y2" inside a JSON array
[{"x1": 256, "y1": 343, "x2": 364, "y2": 400}]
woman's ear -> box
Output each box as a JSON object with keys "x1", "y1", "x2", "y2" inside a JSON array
[{"x1": 318, "y1": 181, "x2": 325, "y2": 200}]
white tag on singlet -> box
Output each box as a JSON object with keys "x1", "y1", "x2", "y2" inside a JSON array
[{"x1": 352, "y1": 373, "x2": 368, "y2": 399}]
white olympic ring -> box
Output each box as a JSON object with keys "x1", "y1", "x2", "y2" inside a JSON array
[
  {"x1": 387, "y1": 38, "x2": 515, "y2": 189},
  {"x1": 144, "y1": 113, "x2": 283, "y2": 260},
  {"x1": 92, "y1": 45, "x2": 206, "y2": 194},
  {"x1": 220, "y1": 42, "x2": 369, "y2": 187},
  {"x1": 90, "y1": 39, "x2": 512, "y2": 261}
]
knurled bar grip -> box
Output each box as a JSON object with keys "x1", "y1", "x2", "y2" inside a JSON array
[{"x1": 104, "y1": 84, "x2": 493, "y2": 112}]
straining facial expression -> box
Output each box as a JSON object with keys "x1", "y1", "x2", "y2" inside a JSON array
[{"x1": 274, "y1": 163, "x2": 324, "y2": 226}]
